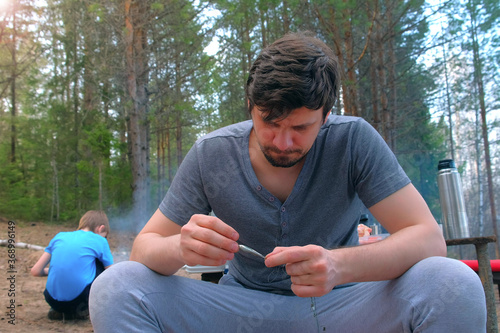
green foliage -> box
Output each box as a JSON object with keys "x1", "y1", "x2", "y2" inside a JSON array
[
  {"x1": 150, "y1": 3, "x2": 164, "y2": 12},
  {"x1": 0, "y1": 0, "x2": 497, "y2": 229},
  {"x1": 84, "y1": 124, "x2": 112, "y2": 160}
]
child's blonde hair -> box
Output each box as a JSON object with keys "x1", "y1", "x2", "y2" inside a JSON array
[{"x1": 78, "y1": 210, "x2": 110, "y2": 234}]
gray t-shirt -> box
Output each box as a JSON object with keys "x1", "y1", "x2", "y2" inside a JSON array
[{"x1": 160, "y1": 115, "x2": 410, "y2": 293}]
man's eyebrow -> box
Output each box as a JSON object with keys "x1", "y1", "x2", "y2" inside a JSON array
[
  {"x1": 262, "y1": 116, "x2": 315, "y2": 126},
  {"x1": 292, "y1": 121, "x2": 316, "y2": 129},
  {"x1": 293, "y1": 122, "x2": 315, "y2": 127}
]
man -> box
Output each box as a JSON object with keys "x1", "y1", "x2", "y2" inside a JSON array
[{"x1": 90, "y1": 32, "x2": 485, "y2": 332}]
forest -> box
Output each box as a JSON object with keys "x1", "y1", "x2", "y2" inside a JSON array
[{"x1": 0, "y1": 0, "x2": 498, "y2": 247}]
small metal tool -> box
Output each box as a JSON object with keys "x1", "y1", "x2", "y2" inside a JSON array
[{"x1": 238, "y1": 244, "x2": 266, "y2": 259}]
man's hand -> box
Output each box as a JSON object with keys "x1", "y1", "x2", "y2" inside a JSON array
[
  {"x1": 180, "y1": 214, "x2": 240, "y2": 267},
  {"x1": 265, "y1": 245, "x2": 340, "y2": 297}
]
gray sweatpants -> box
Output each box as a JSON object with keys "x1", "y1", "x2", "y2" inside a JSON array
[{"x1": 89, "y1": 257, "x2": 486, "y2": 332}]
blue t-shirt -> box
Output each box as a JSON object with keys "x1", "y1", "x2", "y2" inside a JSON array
[
  {"x1": 160, "y1": 116, "x2": 410, "y2": 293},
  {"x1": 45, "y1": 230, "x2": 113, "y2": 301}
]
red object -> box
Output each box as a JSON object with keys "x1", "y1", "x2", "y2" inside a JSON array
[{"x1": 460, "y1": 259, "x2": 500, "y2": 272}]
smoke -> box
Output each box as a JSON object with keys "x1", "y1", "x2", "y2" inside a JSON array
[{"x1": 107, "y1": 209, "x2": 149, "y2": 263}]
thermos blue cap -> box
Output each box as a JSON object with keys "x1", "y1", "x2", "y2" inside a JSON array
[
  {"x1": 359, "y1": 214, "x2": 369, "y2": 222},
  {"x1": 438, "y1": 159, "x2": 456, "y2": 170}
]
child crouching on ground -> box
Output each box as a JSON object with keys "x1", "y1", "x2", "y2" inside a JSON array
[{"x1": 31, "y1": 210, "x2": 114, "y2": 320}]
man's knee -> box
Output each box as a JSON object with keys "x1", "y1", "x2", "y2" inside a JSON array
[
  {"x1": 90, "y1": 261, "x2": 149, "y2": 314},
  {"x1": 405, "y1": 257, "x2": 483, "y2": 299},
  {"x1": 92, "y1": 261, "x2": 137, "y2": 290},
  {"x1": 412, "y1": 256, "x2": 482, "y2": 289},
  {"x1": 90, "y1": 261, "x2": 165, "y2": 332},
  {"x1": 403, "y1": 256, "x2": 486, "y2": 329}
]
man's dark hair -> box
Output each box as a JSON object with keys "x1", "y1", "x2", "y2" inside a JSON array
[{"x1": 246, "y1": 32, "x2": 341, "y2": 121}]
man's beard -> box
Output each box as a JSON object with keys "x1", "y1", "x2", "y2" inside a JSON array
[{"x1": 260, "y1": 145, "x2": 307, "y2": 168}]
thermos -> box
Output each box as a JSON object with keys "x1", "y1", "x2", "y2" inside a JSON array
[{"x1": 437, "y1": 159, "x2": 470, "y2": 239}]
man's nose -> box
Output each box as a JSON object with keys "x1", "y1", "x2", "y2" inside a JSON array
[{"x1": 273, "y1": 130, "x2": 293, "y2": 151}]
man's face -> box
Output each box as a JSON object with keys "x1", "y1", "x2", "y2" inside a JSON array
[{"x1": 251, "y1": 106, "x2": 327, "y2": 168}]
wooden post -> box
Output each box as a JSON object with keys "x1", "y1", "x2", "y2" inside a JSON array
[
  {"x1": 476, "y1": 242, "x2": 498, "y2": 333},
  {"x1": 446, "y1": 236, "x2": 498, "y2": 333}
]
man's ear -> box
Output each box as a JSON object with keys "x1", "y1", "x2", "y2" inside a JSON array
[{"x1": 323, "y1": 111, "x2": 331, "y2": 124}]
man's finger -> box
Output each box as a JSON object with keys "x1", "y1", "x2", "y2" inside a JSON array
[
  {"x1": 196, "y1": 215, "x2": 239, "y2": 241},
  {"x1": 291, "y1": 284, "x2": 328, "y2": 298},
  {"x1": 187, "y1": 215, "x2": 239, "y2": 254},
  {"x1": 265, "y1": 246, "x2": 308, "y2": 267},
  {"x1": 183, "y1": 249, "x2": 232, "y2": 267}
]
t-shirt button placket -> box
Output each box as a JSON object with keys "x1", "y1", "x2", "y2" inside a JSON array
[{"x1": 280, "y1": 205, "x2": 288, "y2": 244}]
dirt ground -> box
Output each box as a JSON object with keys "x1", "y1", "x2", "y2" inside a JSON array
[
  {"x1": 2, "y1": 218, "x2": 500, "y2": 332},
  {"x1": 0, "y1": 218, "x2": 201, "y2": 333}
]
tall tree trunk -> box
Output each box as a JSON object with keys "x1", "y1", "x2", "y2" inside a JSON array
[
  {"x1": 9, "y1": 3, "x2": 16, "y2": 163},
  {"x1": 98, "y1": 161, "x2": 103, "y2": 210},
  {"x1": 474, "y1": 86, "x2": 484, "y2": 236},
  {"x1": 259, "y1": 7, "x2": 267, "y2": 48},
  {"x1": 175, "y1": 56, "x2": 183, "y2": 167},
  {"x1": 324, "y1": 8, "x2": 351, "y2": 114},
  {"x1": 243, "y1": 11, "x2": 252, "y2": 74},
  {"x1": 368, "y1": 1, "x2": 380, "y2": 131},
  {"x1": 161, "y1": 127, "x2": 167, "y2": 199},
  {"x1": 125, "y1": 0, "x2": 151, "y2": 223},
  {"x1": 442, "y1": 38, "x2": 455, "y2": 161},
  {"x1": 167, "y1": 117, "x2": 172, "y2": 183},
  {"x1": 469, "y1": 2, "x2": 499, "y2": 257},
  {"x1": 51, "y1": 158, "x2": 59, "y2": 222},
  {"x1": 386, "y1": 4, "x2": 397, "y2": 150},
  {"x1": 282, "y1": 0, "x2": 290, "y2": 33},
  {"x1": 375, "y1": 12, "x2": 390, "y2": 146},
  {"x1": 342, "y1": 1, "x2": 358, "y2": 117},
  {"x1": 72, "y1": 22, "x2": 81, "y2": 211},
  {"x1": 156, "y1": 128, "x2": 161, "y2": 203},
  {"x1": 312, "y1": 5, "x2": 353, "y2": 115},
  {"x1": 83, "y1": 52, "x2": 95, "y2": 124},
  {"x1": 240, "y1": 12, "x2": 253, "y2": 116},
  {"x1": 175, "y1": 113, "x2": 182, "y2": 168}
]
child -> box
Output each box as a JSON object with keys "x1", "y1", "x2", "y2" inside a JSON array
[{"x1": 31, "y1": 210, "x2": 114, "y2": 320}]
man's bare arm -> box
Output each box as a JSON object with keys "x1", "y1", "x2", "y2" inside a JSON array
[
  {"x1": 129, "y1": 209, "x2": 184, "y2": 276},
  {"x1": 130, "y1": 209, "x2": 240, "y2": 276},
  {"x1": 334, "y1": 183, "x2": 446, "y2": 284},
  {"x1": 265, "y1": 183, "x2": 446, "y2": 297}
]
